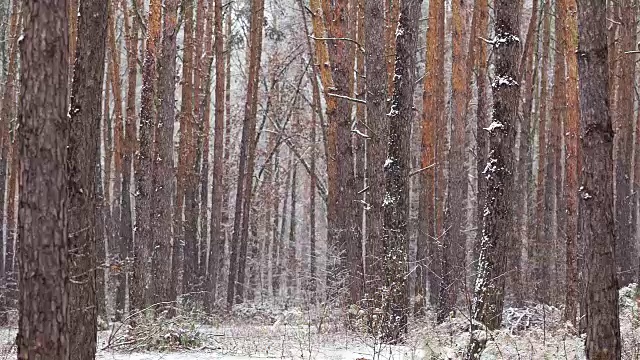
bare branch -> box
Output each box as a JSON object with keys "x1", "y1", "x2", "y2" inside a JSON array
[
  {"x1": 408, "y1": 163, "x2": 436, "y2": 177},
  {"x1": 328, "y1": 93, "x2": 367, "y2": 104}
]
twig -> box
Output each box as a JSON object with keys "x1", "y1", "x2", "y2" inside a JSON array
[
  {"x1": 408, "y1": 163, "x2": 436, "y2": 177},
  {"x1": 328, "y1": 93, "x2": 367, "y2": 104},
  {"x1": 309, "y1": 35, "x2": 364, "y2": 52}
]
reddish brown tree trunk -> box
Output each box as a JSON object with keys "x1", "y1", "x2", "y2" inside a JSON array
[{"x1": 562, "y1": 0, "x2": 580, "y2": 325}]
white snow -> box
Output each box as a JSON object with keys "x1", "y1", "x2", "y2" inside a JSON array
[{"x1": 483, "y1": 121, "x2": 505, "y2": 132}]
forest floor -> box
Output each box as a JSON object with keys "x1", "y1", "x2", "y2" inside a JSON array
[{"x1": 2, "y1": 285, "x2": 640, "y2": 359}]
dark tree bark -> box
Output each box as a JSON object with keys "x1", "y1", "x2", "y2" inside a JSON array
[
  {"x1": 67, "y1": 0, "x2": 108, "y2": 357},
  {"x1": 380, "y1": 0, "x2": 421, "y2": 344},
  {"x1": 17, "y1": 0, "x2": 69, "y2": 358},
  {"x1": 133, "y1": 0, "x2": 161, "y2": 312},
  {"x1": 474, "y1": 0, "x2": 489, "y2": 277},
  {"x1": 178, "y1": 0, "x2": 199, "y2": 300},
  {"x1": 207, "y1": 0, "x2": 226, "y2": 311},
  {"x1": 614, "y1": 0, "x2": 636, "y2": 288},
  {"x1": 364, "y1": 0, "x2": 388, "y2": 320},
  {"x1": 151, "y1": 0, "x2": 179, "y2": 309},
  {"x1": 577, "y1": 0, "x2": 622, "y2": 357},
  {"x1": 467, "y1": 0, "x2": 520, "y2": 356}
]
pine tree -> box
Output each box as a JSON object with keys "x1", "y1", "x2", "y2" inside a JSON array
[
  {"x1": 17, "y1": 1, "x2": 69, "y2": 358},
  {"x1": 577, "y1": 0, "x2": 622, "y2": 356}
]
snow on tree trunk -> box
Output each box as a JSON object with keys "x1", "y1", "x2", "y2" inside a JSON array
[
  {"x1": 380, "y1": 0, "x2": 421, "y2": 345},
  {"x1": 467, "y1": 0, "x2": 520, "y2": 357}
]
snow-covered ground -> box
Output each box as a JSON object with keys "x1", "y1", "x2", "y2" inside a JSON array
[{"x1": 4, "y1": 285, "x2": 640, "y2": 359}]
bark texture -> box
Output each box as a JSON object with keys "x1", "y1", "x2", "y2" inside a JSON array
[
  {"x1": 17, "y1": 0, "x2": 69, "y2": 358},
  {"x1": 467, "y1": 0, "x2": 520, "y2": 356},
  {"x1": 381, "y1": 0, "x2": 421, "y2": 344},
  {"x1": 577, "y1": 0, "x2": 622, "y2": 357},
  {"x1": 133, "y1": 0, "x2": 161, "y2": 311},
  {"x1": 67, "y1": 0, "x2": 108, "y2": 357},
  {"x1": 151, "y1": 0, "x2": 179, "y2": 308}
]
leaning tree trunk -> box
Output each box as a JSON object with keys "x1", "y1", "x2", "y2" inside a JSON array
[
  {"x1": 577, "y1": 0, "x2": 622, "y2": 357},
  {"x1": 467, "y1": 0, "x2": 520, "y2": 357},
  {"x1": 380, "y1": 0, "x2": 421, "y2": 344},
  {"x1": 17, "y1": 1, "x2": 69, "y2": 358}
]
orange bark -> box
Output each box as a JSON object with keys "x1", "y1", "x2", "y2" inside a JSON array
[{"x1": 420, "y1": 0, "x2": 444, "y2": 307}]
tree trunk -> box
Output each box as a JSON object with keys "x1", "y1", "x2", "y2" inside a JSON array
[
  {"x1": 322, "y1": 0, "x2": 364, "y2": 307},
  {"x1": 518, "y1": 0, "x2": 541, "y2": 300},
  {"x1": 227, "y1": 0, "x2": 265, "y2": 307},
  {"x1": 577, "y1": 0, "x2": 622, "y2": 357},
  {"x1": 473, "y1": 0, "x2": 489, "y2": 287},
  {"x1": 4, "y1": 130, "x2": 17, "y2": 320},
  {"x1": 286, "y1": 164, "x2": 298, "y2": 298},
  {"x1": 67, "y1": 0, "x2": 107, "y2": 356},
  {"x1": 467, "y1": 0, "x2": 520, "y2": 356},
  {"x1": 17, "y1": 1, "x2": 69, "y2": 358},
  {"x1": 133, "y1": 0, "x2": 161, "y2": 312},
  {"x1": 547, "y1": 0, "x2": 567, "y2": 304},
  {"x1": 107, "y1": 1, "x2": 125, "y2": 322},
  {"x1": 380, "y1": 0, "x2": 421, "y2": 344},
  {"x1": 384, "y1": 0, "x2": 400, "y2": 95},
  {"x1": 562, "y1": 0, "x2": 579, "y2": 325},
  {"x1": 151, "y1": 0, "x2": 178, "y2": 309},
  {"x1": 532, "y1": 2, "x2": 551, "y2": 304},
  {"x1": 194, "y1": 0, "x2": 209, "y2": 293},
  {"x1": 207, "y1": 0, "x2": 226, "y2": 311},
  {"x1": 119, "y1": 0, "x2": 140, "y2": 321},
  {"x1": 439, "y1": 0, "x2": 469, "y2": 323},
  {"x1": 614, "y1": 0, "x2": 636, "y2": 288},
  {"x1": 178, "y1": 0, "x2": 199, "y2": 300},
  {"x1": 364, "y1": 0, "x2": 388, "y2": 320},
  {"x1": 0, "y1": 0, "x2": 20, "y2": 326}
]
